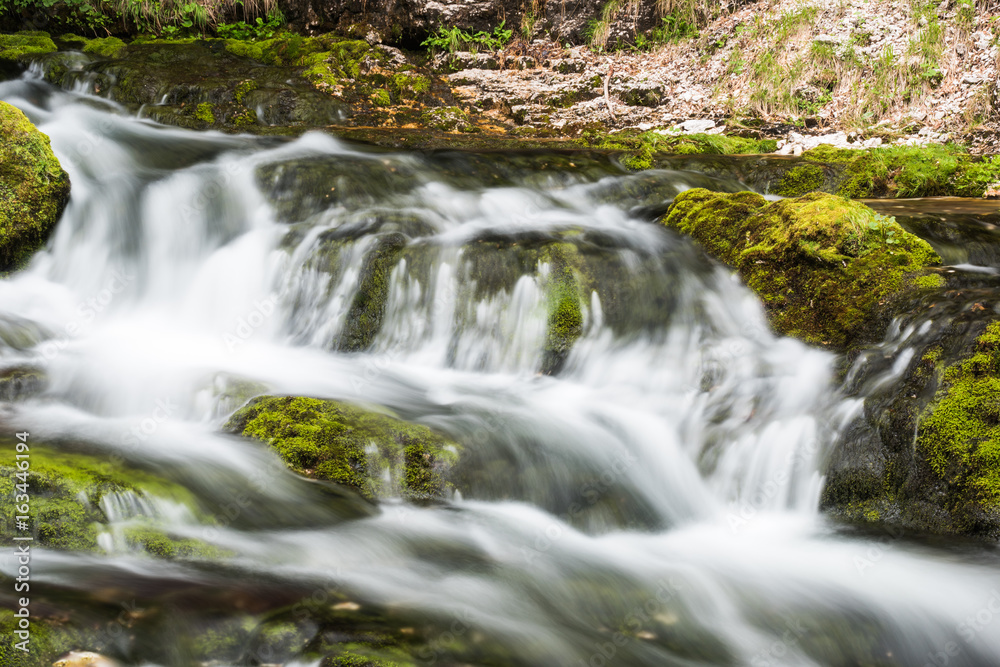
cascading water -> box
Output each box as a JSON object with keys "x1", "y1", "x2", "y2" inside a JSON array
[{"x1": 1, "y1": 71, "x2": 1000, "y2": 667}]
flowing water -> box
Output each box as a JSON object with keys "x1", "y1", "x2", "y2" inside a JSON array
[{"x1": 1, "y1": 72, "x2": 1000, "y2": 667}]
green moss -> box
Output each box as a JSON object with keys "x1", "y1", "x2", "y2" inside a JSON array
[
  {"x1": 917, "y1": 322, "x2": 1000, "y2": 517},
  {"x1": 371, "y1": 89, "x2": 392, "y2": 107},
  {"x1": 231, "y1": 108, "x2": 258, "y2": 127},
  {"x1": 225, "y1": 395, "x2": 460, "y2": 501},
  {"x1": 338, "y1": 233, "x2": 405, "y2": 352},
  {"x1": 195, "y1": 102, "x2": 216, "y2": 124},
  {"x1": 661, "y1": 189, "x2": 940, "y2": 351},
  {"x1": 234, "y1": 78, "x2": 258, "y2": 103},
  {"x1": 123, "y1": 526, "x2": 228, "y2": 559},
  {"x1": 0, "y1": 102, "x2": 71, "y2": 272},
  {"x1": 0, "y1": 443, "x2": 200, "y2": 553},
  {"x1": 802, "y1": 143, "x2": 1000, "y2": 198},
  {"x1": 576, "y1": 130, "x2": 776, "y2": 171},
  {"x1": 81, "y1": 36, "x2": 127, "y2": 59},
  {"x1": 774, "y1": 163, "x2": 826, "y2": 196},
  {"x1": 225, "y1": 34, "x2": 382, "y2": 96},
  {"x1": 540, "y1": 244, "x2": 585, "y2": 375},
  {"x1": 392, "y1": 72, "x2": 430, "y2": 98},
  {"x1": 0, "y1": 32, "x2": 57, "y2": 63},
  {"x1": 421, "y1": 107, "x2": 472, "y2": 132}
]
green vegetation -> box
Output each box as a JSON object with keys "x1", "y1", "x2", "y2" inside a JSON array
[
  {"x1": 0, "y1": 31, "x2": 57, "y2": 63},
  {"x1": 0, "y1": 442, "x2": 201, "y2": 552},
  {"x1": 421, "y1": 20, "x2": 512, "y2": 54},
  {"x1": 215, "y1": 12, "x2": 283, "y2": 40},
  {"x1": 661, "y1": 189, "x2": 941, "y2": 351},
  {"x1": 194, "y1": 101, "x2": 216, "y2": 123},
  {"x1": 917, "y1": 322, "x2": 1000, "y2": 520},
  {"x1": 338, "y1": 233, "x2": 405, "y2": 352},
  {"x1": 541, "y1": 244, "x2": 585, "y2": 375},
  {"x1": 802, "y1": 143, "x2": 1000, "y2": 198},
  {"x1": 0, "y1": 101, "x2": 71, "y2": 273},
  {"x1": 732, "y1": 1, "x2": 948, "y2": 124},
  {"x1": 577, "y1": 129, "x2": 777, "y2": 170},
  {"x1": 226, "y1": 395, "x2": 461, "y2": 500},
  {"x1": 79, "y1": 35, "x2": 126, "y2": 57}
]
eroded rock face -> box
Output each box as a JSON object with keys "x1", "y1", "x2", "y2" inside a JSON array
[
  {"x1": 279, "y1": 0, "x2": 658, "y2": 46},
  {"x1": 0, "y1": 101, "x2": 70, "y2": 272}
]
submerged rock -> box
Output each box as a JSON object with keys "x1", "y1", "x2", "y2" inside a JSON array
[
  {"x1": 225, "y1": 395, "x2": 461, "y2": 501},
  {"x1": 660, "y1": 189, "x2": 942, "y2": 352},
  {"x1": 0, "y1": 101, "x2": 71, "y2": 272}
]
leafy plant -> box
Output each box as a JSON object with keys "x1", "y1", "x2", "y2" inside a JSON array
[
  {"x1": 215, "y1": 12, "x2": 282, "y2": 39},
  {"x1": 421, "y1": 20, "x2": 513, "y2": 54}
]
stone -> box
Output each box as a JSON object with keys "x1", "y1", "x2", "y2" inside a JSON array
[{"x1": 681, "y1": 119, "x2": 715, "y2": 133}]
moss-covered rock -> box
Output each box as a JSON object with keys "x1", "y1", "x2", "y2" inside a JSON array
[
  {"x1": 0, "y1": 443, "x2": 201, "y2": 552},
  {"x1": 801, "y1": 143, "x2": 1000, "y2": 198},
  {"x1": 338, "y1": 232, "x2": 406, "y2": 352},
  {"x1": 81, "y1": 36, "x2": 127, "y2": 59},
  {"x1": 540, "y1": 244, "x2": 585, "y2": 375},
  {"x1": 576, "y1": 129, "x2": 777, "y2": 170},
  {"x1": 0, "y1": 102, "x2": 71, "y2": 272},
  {"x1": 913, "y1": 322, "x2": 1000, "y2": 532},
  {"x1": 225, "y1": 396, "x2": 460, "y2": 501},
  {"x1": 0, "y1": 31, "x2": 57, "y2": 65},
  {"x1": 773, "y1": 162, "x2": 827, "y2": 196},
  {"x1": 660, "y1": 189, "x2": 941, "y2": 352}
]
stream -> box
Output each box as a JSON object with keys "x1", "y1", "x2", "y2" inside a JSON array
[{"x1": 1, "y1": 72, "x2": 1000, "y2": 667}]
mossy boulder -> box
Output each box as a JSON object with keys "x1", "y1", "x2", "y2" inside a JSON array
[
  {"x1": 913, "y1": 323, "x2": 1000, "y2": 534},
  {"x1": 660, "y1": 189, "x2": 941, "y2": 352},
  {"x1": 0, "y1": 102, "x2": 71, "y2": 272},
  {"x1": 225, "y1": 396, "x2": 461, "y2": 501},
  {"x1": 0, "y1": 443, "x2": 202, "y2": 553},
  {"x1": 81, "y1": 36, "x2": 127, "y2": 59},
  {"x1": 0, "y1": 31, "x2": 57, "y2": 65},
  {"x1": 0, "y1": 364, "x2": 46, "y2": 401},
  {"x1": 823, "y1": 308, "x2": 1000, "y2": 540}
]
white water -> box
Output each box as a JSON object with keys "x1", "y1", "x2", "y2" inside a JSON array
[{"x1": 1, "y1": 76, "x2": 999, "y2": 666}]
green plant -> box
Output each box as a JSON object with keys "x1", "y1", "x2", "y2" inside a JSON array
[
  {"x1": 215, "y1": 12, "x2": 283, "y2": 40},
  {"x1": 421, "y1": 20, "x2": 513, "y2": 54},
  {"x1": 650, "y1": 12, "x2": 699, "y2": 42},
  {"x1": 111, "y1": 0, "x2": 277, "y2": 36}
]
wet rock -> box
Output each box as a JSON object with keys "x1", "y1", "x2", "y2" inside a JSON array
[
  {"x1": 660, "y1": 189, "x2": 942, "y2": 352},
  {"x1": 225, "y1": 395, "x2": 462, "y2": 501},
  {"x1": 0, "y1": 101, "x2": 71, "y2": 272},
  {"x1": 432, "y1": 50, "x2": 500, "y2": 71},
  {"x1": 0, "y1": 365, "x2": 46, "y2": 401},
  {"x1": 681, "y1": 119, "x2": 715, "y2": 133}
]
